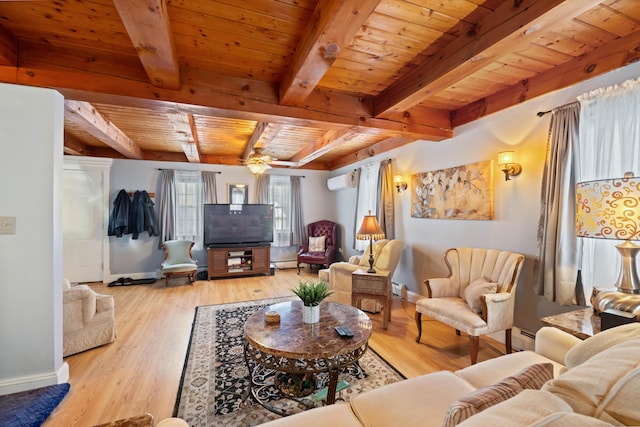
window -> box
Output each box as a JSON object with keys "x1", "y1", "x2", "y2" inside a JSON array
[
  {"x1": 269, "y1": 175, "x2": 292, "y2": 247},
  {"x1": 175, "y1": 170, "x2": 204, "y2": 248}
]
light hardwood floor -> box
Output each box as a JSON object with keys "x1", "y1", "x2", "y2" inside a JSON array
[{"x1": 45, "y1": 269, "x2": 507, "y2": 426}]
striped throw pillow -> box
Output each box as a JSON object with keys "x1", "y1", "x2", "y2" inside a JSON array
[{"x1": 442, "y1": 363, "x2": 554, "y2": 427}]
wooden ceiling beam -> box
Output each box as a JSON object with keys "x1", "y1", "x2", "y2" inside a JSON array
[
  {"x1": 242, "y1": 122, "x2": 269, "y2": 161},
  {"x1": 64, "y1": 100, "x2": 143, "y2": 159},
  {"x1": 451, "y1": 29, "x2": 640, "y2": 127},
  {"x1": 279, "y1": 0, "x2": 379, "y2": 106},
  {"x1": 5, "y1": 64, "x2": 452, "y2": 141},
  {"x1": 63, "y1": 133, "x2": 90, "y2": 156},
  {"x1": 0, "y1": 25, "x2": 17, "y2": 66},
  {"x1": 186, "y1": 114, "x2": 201, "y2": 163},
  {"x1": 290, "y1": 129, "x2": 344, "y2": 165},
  {"x1": 112, "y1": 0, "x2": 180, "y2": 89},
  {"x1": 373, "y1": 0, "x2": 604, "y2": 117},
  {"x1": 165, "y1": 112, "x2": 200, "y2": 162},
  {"x1": 328, "y1": 136, "x2": 415, "y2": 170}
]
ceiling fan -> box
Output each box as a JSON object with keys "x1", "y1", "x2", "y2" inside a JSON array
[{"x1": 244, "y1": 148, "x2": 275, "y2": 175}]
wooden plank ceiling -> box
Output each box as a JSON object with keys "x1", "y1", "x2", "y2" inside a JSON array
[{"x1": 0, "y1": 0, "x2": 639, "y2": 171}]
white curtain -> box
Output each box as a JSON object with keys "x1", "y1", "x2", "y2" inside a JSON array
[
  {"x1": 175, "y1": 170, "x2": 204, "y2": 249},
  {"x1": 577, "y1": 76, "x2": 640, "y2": 297},
  {"x1": 354, "y1": 161, "x2": 380, "y2": 251}
]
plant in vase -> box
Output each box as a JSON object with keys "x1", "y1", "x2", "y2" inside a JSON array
[{"x1": 291, "y1": 280, "x2": 333, "y2": 323}]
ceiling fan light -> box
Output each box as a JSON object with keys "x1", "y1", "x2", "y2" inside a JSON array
[{"x1": 247, "y1": 161, "x2": 270, "y2": 175}]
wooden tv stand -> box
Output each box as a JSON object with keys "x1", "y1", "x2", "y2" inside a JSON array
[{"x1": 207, "y1": 245, "x2": 270, "y2": 279}]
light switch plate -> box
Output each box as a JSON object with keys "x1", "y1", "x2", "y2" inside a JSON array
[{"x1": 0, "y1": 216, "x2": 16, "y2": 234}]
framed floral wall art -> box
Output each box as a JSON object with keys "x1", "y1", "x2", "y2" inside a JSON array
[{"x1": 411, "y1": 160, "x2": 494, "y2": 220}]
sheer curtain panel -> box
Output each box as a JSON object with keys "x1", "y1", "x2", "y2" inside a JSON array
[
  {"x1": 577, "y1": 76, "x2": 640, "y2": 296},
  {"x1": 354, "y1": 161, "x2": 380, "y2": 251}
]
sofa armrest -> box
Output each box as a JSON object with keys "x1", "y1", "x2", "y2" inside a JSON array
[
  {"x1": 328, "y1": 262, "x2": 360, "y2": 293},
  {"x1": 534, "y1": 326, "x2": 581, "y2": 365},
  {"x1": 64, "y1": 285, "x2": 97, "y2": 323},
  {"x1": 96, "y1": 293, "x2": 114, "y2": 313},
  {"x1": 426, "y1": 277, "x2": 454, "y2": 298}
]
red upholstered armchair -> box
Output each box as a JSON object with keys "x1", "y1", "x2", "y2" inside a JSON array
[{"x1": 297, "y1": 220, "x2": 338, "y2": 273}]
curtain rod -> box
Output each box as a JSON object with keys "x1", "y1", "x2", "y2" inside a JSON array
[
  {"x1": 537, "y1": 101, "x2": 579, "y2": 117},
  {"x1": 157, "y1": 169, "x2": 221, "y2": 173}
]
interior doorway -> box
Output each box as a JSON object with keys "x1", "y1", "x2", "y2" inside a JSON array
[{"x1": 63, "y1": 157, "x2": 112, "y2": 283}]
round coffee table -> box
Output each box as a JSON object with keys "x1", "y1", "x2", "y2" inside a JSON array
[{"x1": 243, "y1": 300, "x2": 372, "y2": 414}]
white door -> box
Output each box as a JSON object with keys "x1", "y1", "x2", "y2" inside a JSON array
[{"x1": 63, "y1": 168, "x2": 104, "y2": 282}]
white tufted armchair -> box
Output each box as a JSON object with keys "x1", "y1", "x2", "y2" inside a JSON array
[{"x1": 415, "y1": 247, "x2": 525, "y2": 364}]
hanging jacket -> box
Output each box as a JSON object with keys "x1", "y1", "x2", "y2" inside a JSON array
[
  {"x1": 129, "y1": 190, "x2": 159, "y2": 239},
  {"x1": 108, "y1": 189, "x2": 130, "y2": 237}
]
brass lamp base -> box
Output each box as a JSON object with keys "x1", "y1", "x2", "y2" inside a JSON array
[{"x1": 591, "y1": 288, "x2": 640, "y2": 320}]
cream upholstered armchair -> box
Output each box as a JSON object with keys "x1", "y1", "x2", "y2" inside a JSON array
[
  {"x1": 415, "y1": 247, "x2": 524, "y2": 364},
  {"x1": 161, "y1": 240, "x2": 198, "y2": 285},
  {"x1": 323, "y1": 239, "x2": 404, "y2": 312},
  {"x1": 63, "y1": 279, "x2": 116, "y2": 357}
]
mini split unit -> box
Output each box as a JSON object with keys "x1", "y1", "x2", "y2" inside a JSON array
[{"x1": 327, "y1": 172, "x2": 357, "y2": 191}]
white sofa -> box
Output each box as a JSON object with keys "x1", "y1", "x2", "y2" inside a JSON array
[{"x1": 259, "y1": 323, "x2": 640, "y2": 427}]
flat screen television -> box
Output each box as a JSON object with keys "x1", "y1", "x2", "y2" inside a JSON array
[{"x1": 203, "y1": 204, "x2": 273, "y2": 247}]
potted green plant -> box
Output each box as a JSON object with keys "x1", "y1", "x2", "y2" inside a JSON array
[{"x1": 292, "y1": 280, "x2": 333, "y2": 323}]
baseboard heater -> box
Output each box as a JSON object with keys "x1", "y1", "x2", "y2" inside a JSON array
[{"x1": 272, "y1": 260, "x2": 298, "y2": 269}]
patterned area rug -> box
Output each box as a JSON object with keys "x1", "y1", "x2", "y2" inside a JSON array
[
  {"x1": 174, "y1": 297, "x2": 405, "y2": 426},
  {"x1": 0, "y1": 383, "x2": 70, "y2": 427}
]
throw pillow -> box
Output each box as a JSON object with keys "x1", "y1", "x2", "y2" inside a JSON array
[
  {"x1": 564, "y1": 322, "x2": 640, "y2": 369},
  {"x1": 543, "y1": 338, "x2": 640, "y2": 425},
  {"x1": 442, "y1": 363, "x2": 554, "y2": 427},
  {"x1": 463, "y1": 277, "x2": 498, "y2": 313},
  {"x1": 358, "y1": 239, "x2": 388, "y2": 266},
  {"x1": 308, "y1": 235, "x2": 326, "y2": 252}
]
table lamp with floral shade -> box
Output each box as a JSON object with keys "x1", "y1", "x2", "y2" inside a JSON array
[
  {"x1": 356, "y1": 211, "x2": 385, "y2": 273},
  {"x1": 576, "y1": 172, "x2": 640, "y2": 315}
]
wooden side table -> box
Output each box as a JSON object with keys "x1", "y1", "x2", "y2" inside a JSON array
[
  {"x1": 351, "y1": 268, "x2": 391, "y2": 329},
  {"x1": 540, "y1": 307, "x2": 601, "y2": 340}
]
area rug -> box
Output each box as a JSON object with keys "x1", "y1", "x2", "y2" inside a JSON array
[
  {"x1": 174, "y1": 297, "x2": 405, "y2": 426},
  {"x1": 0, "y1": 382, "x2": 70, "y2": 427}
]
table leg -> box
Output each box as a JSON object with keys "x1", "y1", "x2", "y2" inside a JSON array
[{"x1": 325, "y1": 370, "x2": 339, "y2": 404}]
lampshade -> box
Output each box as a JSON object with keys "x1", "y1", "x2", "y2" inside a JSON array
[
  {"x1": 497, "y1": 151, "x2": 515, "y2": 166},
  {"x1": 576, "y1": 174, "x2": 640, "y2": 295},
  {"x1": 576, "y1": 175, "x2": 640, "y2": 241},
  {"x1": 356, "y1": 214, "x2": 385, "y2": 241}
]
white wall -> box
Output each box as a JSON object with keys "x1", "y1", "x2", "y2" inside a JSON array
[
  {"x1": 0, "y1": 83, "x2": 68, "y2": 395},
  {"x1": 108, "y1": 159, "x2": 334, "y2": 277},
  {"x1": 334, "y1": 61, "x2": 640, "y2": 332}
]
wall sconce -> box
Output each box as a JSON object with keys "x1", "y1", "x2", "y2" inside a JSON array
[
  {"x1": 497, "y1": 151, "x2": 522, "y2": 181},
  {"x1": 393, "y1": 174, "x2": 407, "y2": 193}
]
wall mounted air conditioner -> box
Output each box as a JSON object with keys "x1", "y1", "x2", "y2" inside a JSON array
[{"x1": 327, "y1": 172, "x2": 357, "y2": 191}]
